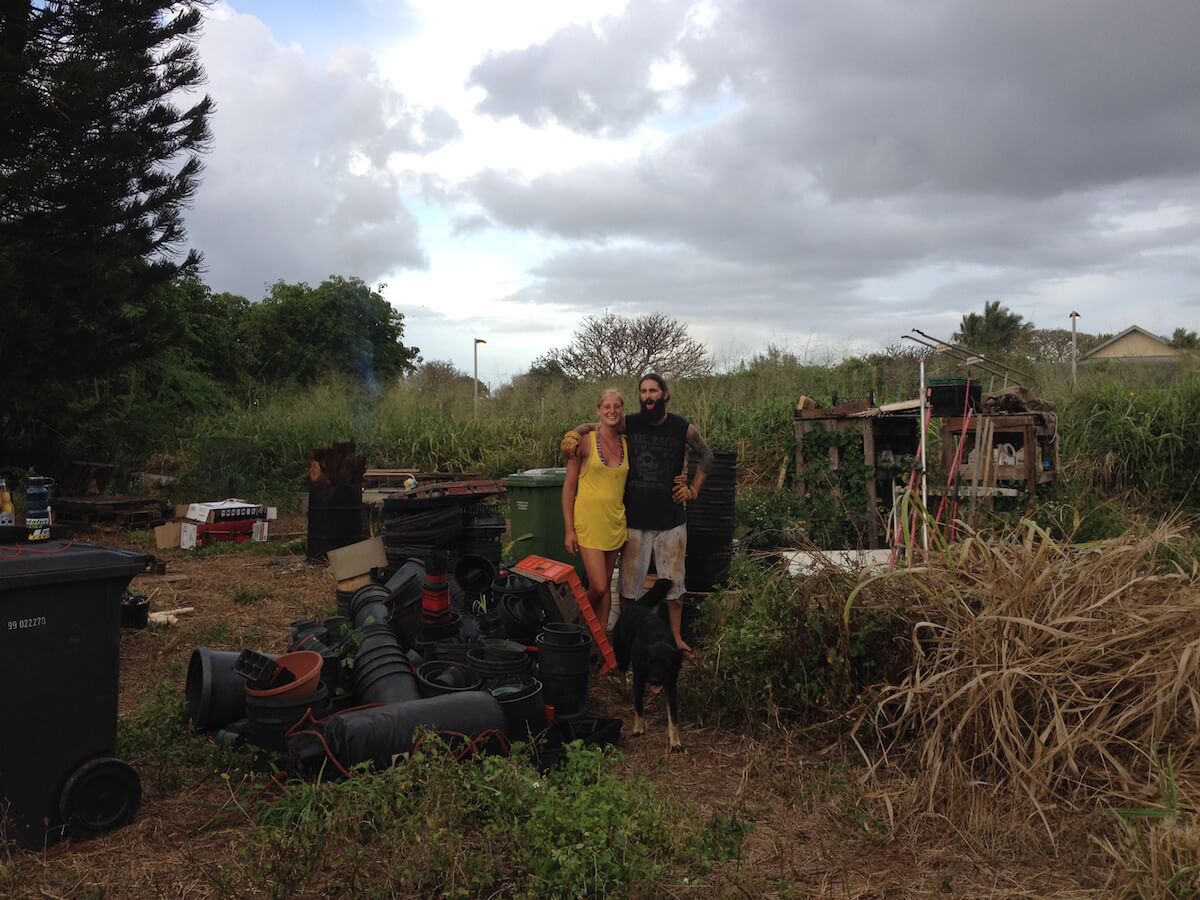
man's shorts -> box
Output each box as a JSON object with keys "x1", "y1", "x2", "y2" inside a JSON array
[{"x1": 619, "y1": 524, "x2": 687, "y2": 601}]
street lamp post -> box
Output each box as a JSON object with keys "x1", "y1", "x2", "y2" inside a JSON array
[
  {"x1": 1069, "y1": 311, "x2": 1080, "y2": 387},
  {"x1": 473, "y1": 338, "x2": 487, "y2": 417}
]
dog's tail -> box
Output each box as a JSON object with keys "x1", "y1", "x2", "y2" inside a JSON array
[{"x1": 635, "y1": 578, "x2": 673, "y2": 610}]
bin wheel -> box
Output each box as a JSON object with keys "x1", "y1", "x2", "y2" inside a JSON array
[{"x1": 58, "y1": 757, "x2": 141, "y2": 835}]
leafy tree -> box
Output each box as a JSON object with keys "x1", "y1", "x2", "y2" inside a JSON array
[
  {"x1": 541, "y1": 311, "x2": 713, "y2": 382},
  {"x1": 0, "y1": 0, "x2": 213, "y2": 461},
  {"x1": 1170, "y1": 328, "x2": 1199, "y2": 350},
  {"x1": 526, "y1": 353, "x2": 577, "y2": 387},
  {"x1": 241, "y1": 277, "x2": 420, "y2": 387},
  {"x1": 1019, "y1": 327, "x2": 1104, "y2": 364},
  {"x1": 953, "y1": 301, "x2": 1034, "y2": 353},
  {"x1": 408, "y1": 359, "x2": 488, "y2": 396}
]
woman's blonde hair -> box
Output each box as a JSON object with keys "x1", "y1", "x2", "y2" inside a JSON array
[{"x1": 596, "y1": 387, "x2": 624, "y2": 408}]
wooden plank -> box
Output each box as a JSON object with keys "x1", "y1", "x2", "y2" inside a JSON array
[
  {"x1": 862, "y1": 420, "x2": 879, "y2": 549},
  {"x1": 794, "y1": 420, "x2": 810, "y2": 497}
]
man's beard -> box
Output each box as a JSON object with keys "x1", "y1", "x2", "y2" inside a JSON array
[{"x1": 640, "y1": 395, "x2": 669, "y2": 421}]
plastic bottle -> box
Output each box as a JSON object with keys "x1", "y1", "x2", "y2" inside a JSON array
[
  {"x1": 25, "y1": 476, "x2": 51, "y2": 541},
  {"x1": 0, "y1": 479, "x2": 14, "y2": 527}
]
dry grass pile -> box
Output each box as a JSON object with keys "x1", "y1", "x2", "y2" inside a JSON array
[{"x1": 850, "y1": 519, "x2": 1200, "y2": 832}]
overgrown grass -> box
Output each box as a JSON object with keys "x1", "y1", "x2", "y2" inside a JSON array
[
  {"x1": 241, "y1": 739, "x2": 745, "y2": 898},
  {"x1": 689, "y1": 554, "x2": 911, "y2": 727},
  {"x1": 1058, "y1": 370, "x2": 1200, "y2": 505},
  {"x1": 1100, "y1": 756, "x2": 1200, "y2": 898},
  {"x1": 118, "y1": 353, "x2": 1200, "y2": 521},
  {"x1": 116, "y1": 680, "x2": 258, "y2": 795},
  {"x1": 851, "y1": 518, "x2": 1200, "y2": 839}
]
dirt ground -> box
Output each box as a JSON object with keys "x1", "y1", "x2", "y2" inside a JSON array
[{"x1": 5, "y1": 518, "x2": 1113, "y2": 898}]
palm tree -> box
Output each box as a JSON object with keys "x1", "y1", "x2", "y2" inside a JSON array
[{"x1": 954, "y1": 301, "x2": 1033, "y2": 353}]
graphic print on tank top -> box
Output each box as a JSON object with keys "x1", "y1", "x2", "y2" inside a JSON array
[{"x1": 624, "y1": 412, "x2": 690, "y2": 531}]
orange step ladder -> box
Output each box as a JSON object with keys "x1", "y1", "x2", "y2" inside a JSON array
[{"x1": 512, "y1": 555, "x2": 617, "y2": 675}]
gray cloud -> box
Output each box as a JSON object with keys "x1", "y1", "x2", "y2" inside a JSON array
[
  {"x1": 190, "y1": 12, "x2": 461, "y2": 298},
  {"x1": 465, "y1": 0, "x2": 1200, "y2": 345},
  {"x1": 468, "y1": 0, "x2": 694, "y2": 136}
]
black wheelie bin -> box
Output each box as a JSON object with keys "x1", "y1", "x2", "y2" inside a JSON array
[{"x1": 0, "y1": 538, "x2": 148, "y2": 847}]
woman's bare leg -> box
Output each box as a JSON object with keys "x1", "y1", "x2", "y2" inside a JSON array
[{"x1": 579, "y1": 546, "x2": 612, "y2": 628}]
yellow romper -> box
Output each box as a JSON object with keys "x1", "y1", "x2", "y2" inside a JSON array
[{"x1": 572, "y1": 432, "x2": 629, "y2": 551}]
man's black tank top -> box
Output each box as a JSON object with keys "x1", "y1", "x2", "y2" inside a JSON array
[{"x1": 623, "y1": 412, "x2": 690, "y2": 531}]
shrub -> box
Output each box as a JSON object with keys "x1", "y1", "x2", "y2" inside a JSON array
[
  {"x1": 689, "y1": 555, "x2": 911, "y2": 726},
  {"x1": 245, "y1": 740, "x2": 745, "y2": 897}
]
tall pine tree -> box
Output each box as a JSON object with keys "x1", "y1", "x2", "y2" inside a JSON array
[{"x1": 0, "y1": 0, "x2": 212, "y2": 460}]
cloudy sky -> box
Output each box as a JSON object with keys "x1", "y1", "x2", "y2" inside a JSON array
[{"x1": 186, "y1": 0, "x2": 1200, "y2": 384}]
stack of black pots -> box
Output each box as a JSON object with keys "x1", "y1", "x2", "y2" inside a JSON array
[
  {"x1": 685, "y1": 449, "x2": 737, "y2": 592},
  {"x1": 460, "y1": 502, "x2": 506, "y2": 565},
  {"x1": 381, "y1": 496, "x2": 462, "y2": 565}
]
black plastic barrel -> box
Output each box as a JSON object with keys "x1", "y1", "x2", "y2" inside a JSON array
[
  {"x1": 287, "y1": 692, "x2": 508, "y2": 774},
  {"x1": 187, "y1": 646, "x2": 276, "y2": 732},
  {"x1": 245, "y1": 682, "x2": 332, "y2": 752},
  {"x1": 307, "y1": 482, "x2": 365, "y2": 561},
  {"x1": 535, "y1": 630, "x2": 592, "y2": 719},
  {"x1": 0, "y1": 540, "x2": 148, "y2": 846},
  {"x1": 686, "y1": 449, "x2": 737, "y2": 592},
  {"x1": 489, "y1": 675, "x2": 547, "y2": 742}
]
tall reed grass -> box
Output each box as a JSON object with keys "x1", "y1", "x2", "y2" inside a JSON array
[{"x1": 156, "y1": 357, "x2": 1200, "y2": 510}]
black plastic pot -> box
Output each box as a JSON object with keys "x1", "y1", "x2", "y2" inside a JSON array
[
  {"x1": 498, "y1": 591, "x2": 545, "y2": 642},
  {"x1": 431, "y1": 641, "x2": 474, "y2": 664},
  {"x1": 482, "y1": 637, "x2": 528, "y2": 662},
  {"x1": 246, "y1": 682, "x2": 332, "y2": 753},
  {"x1": 335, "y1": 589, "x2": 355, "y2": 618},
  {"x1": 187, "y1": 646, "x2": 274, "y2": 732},
  {"x1": 120, "y1": 593, "x2": 149, "y2": 629},
  {"x1": 418, "y1": 609, "x2": 462, "y2": 643},
  {"x1": 454, "y1": 554, "x2": 496, "y2": 595},
  {"x1": 287, "y1": 692, "x2": 508, "y2": 775},
  {"x1": 290, "y1": 620, "x2": 328, "y2": 646},
  {"x1": 416, "y1": 660, "x2": 483, "y2": 697},
  {"x1": 538, "y1": 623, "x2": 587, "y2": 647},
  {"x1": 323, "y1": 616, "x2": 353, "y2": 643},
  {"x1": 466, "y1": 646, "x2": 531, "y2": 684},
  {"x1": 489, "y1": 675, "x2": 547, "y2": 742},
  {"x1": 535, "y1": 631, "x2": 592, "y2": 720}
]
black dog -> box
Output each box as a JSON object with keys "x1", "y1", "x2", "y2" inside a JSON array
[{"x1": 612, "y1": 579, "x2": 684, "y2": 752}]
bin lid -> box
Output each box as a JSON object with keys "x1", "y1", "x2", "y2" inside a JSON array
[
  {"x1": 504, "y1": 467, "x2": 567, "y2": 487},
  {"x1": 0, "y1": 541, "x2": 149, "y2": 592}
]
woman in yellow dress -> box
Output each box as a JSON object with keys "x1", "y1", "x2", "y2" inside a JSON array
[{"x1": 562, "y1": 388, "x2": 628, "y2": 632}]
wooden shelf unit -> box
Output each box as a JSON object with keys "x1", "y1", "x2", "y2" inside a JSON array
[{"x1": 939, "y1": 414, "x2": 1058, "y2": 493}]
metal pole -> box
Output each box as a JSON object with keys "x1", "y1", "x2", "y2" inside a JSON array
[
  {"x1": 1070, "y1": 312, "x2": 1079, "y2": 386},
  {"x1": 919, "y1": 357, "x2": 928, "y2": 553},
  {"x1": 473, "y1": 338, "x2": 486, "y2": 417}
]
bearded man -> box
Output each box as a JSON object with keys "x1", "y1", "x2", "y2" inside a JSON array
[{"x1": 562, "y1": 371, "x2": 714, "y2": 654}]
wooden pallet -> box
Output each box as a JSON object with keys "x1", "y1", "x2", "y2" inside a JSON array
[{"x1": 54, "y1": 496, "x2": 172, "y2": 529}]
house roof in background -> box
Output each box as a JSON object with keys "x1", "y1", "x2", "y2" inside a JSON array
[{"x1": 1081, "y1": 325, "x2": 1175, "y2": 359}]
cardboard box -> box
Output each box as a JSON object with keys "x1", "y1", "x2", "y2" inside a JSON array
[
  {"x1": 180, "y1": 518, "x2": 267, "y2": 550},
  {"x1": 154, "y1": 521, "x2": 182, "y2": 550},
  {"x1": 327, "y1": 537, "x2": 387, "y2": 582},
  {"x1": 185, "y1": 499, "x2": 267, "y2": 524}
]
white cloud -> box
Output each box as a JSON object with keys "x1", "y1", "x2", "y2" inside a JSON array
[{"x1": 191, "y1": 0, "x2": 1200, "y2": 378}]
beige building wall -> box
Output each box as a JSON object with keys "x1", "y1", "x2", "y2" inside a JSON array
[{"x1": 1089, "y1": 331, "x2": 1180, "y2": 360}]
